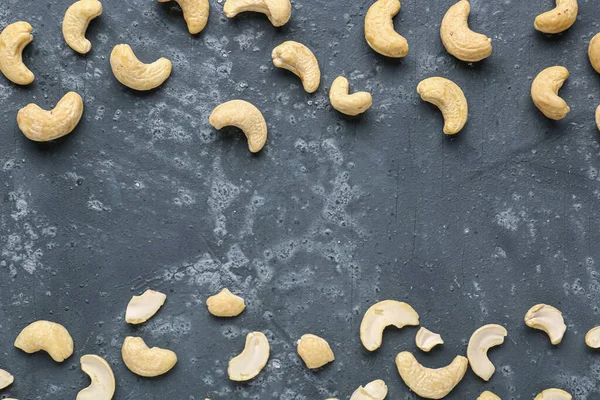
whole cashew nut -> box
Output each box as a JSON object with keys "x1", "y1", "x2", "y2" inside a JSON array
[
  {"x1": 440, "y1": 0, "x2": 492, "y2": 62},
  {"x1": 585, "y1": 326, "x2": 600, "y2": 348},
  {"x1": 228, "y1": 332, "x2": 270, "y2": 381},
  {"x1": 206, "y1": 288, "x2": 246, "y2": 317},
  {"x1": 534, "y1": 389, "x2": 572, "y2": 400},
  {"x1": 0, "y1": 369, "x2": 14, "y2": 390},
  {"x1": 110, "y1": 44, "x2": 172, "y2": 91},
  {"x1": 223, "y1": 0, "x2": 291, "y2": 27},
  {"x1": 417, "y1": 77, "x2": 468, "y2": 135},
  {"x1": 534, "y1": 0, "x2": 578, "y2": 34},
  {"x1": 77, "y1": 355, "x2": 116, "y2": 400},
  {"x1": 14, "y1": 320, "x2": 74, "y2": 362},
  {"x1": 272, "y1": 41, "x2": 320, "y2": 93},
  {"x1": 524, "y1": 304, "x2": 567, "y2": 345},
  {"x1": 478, "y1": 392, "x2": 501, "y2": 400},
  {"x1": 531, "y1": 66, "x2": 570, "y2": 120},
  {"x1": 590, "y1": 33, "x2": 600, "y2": 74},
  {"x1": 62, "y1": 0, "x2": 102, "y2": 54},
  {"x1": 122, "y1": 336, "x2": 177, "y2": 377},
  {"x1": 467, "y1": 324, "x2": 507, "y2": 381},
  {"x1": 360, "y1": 300, "x2": 419, "y2": 351},
  {"x1": 364, "y1": 0, "x2": 408, "y2": 58},
  {"x1": 350, "y1": 379, "x2": 388, "y2": 400},
  {"x1": 329, "y1": 76, "x2": 372, "y2": 116},
  {"x1": 125, "y1": 289, "x2": 167, "y2": 324},
  {"x1": 0, "y1": 21, "x2": 34, "y2": 85},
  {"x1": 158, "y1": 0, "x2": 209, "y2": 34},
  {"x1": 415, "y1": 327, "x2": 444, "y2": 352},
  {"x1": 209, "y1": 100, "x2": 268, "y2": 153},
  {"x1": 596, "y1": 105, "x2": 600, "y2": 132},
  {"x1": 296, "y1": 334, "x2": 335, "y2": 369}
]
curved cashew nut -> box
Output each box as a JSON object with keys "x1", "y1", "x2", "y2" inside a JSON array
[
  {"x1": 121, "y1": 336, "x2": 177, "y2": 377},
  {"x1": 228, "y1": 331, "x2": 270, "y2": 381},
  {"x1": 17, "y1": 91, "x2": 84, "y2": 142},
  {"x1": 272, "y1": 41, "x2": 320, "y2": 93},
  {"x1": 0, "y1": 21, "x2": 34, "y2": 85},
  {"x1": 158, "y1": 0, "x2": 209, "y2": 34},
  {"x1": 585, "y1": 326, "x2": 600, "y2": 348},
  {"x1": 206, "y1": 288, "x2": 246, "y2": 317},
  {"x1": 440, "y1": 0, "x2": 492, "y2": 62},
  {"x1": 296, "y1": 334, "x2": 335, "y2": 369},
  {"x1": 125, "y1": 289, "x2": 166, "y2": 324},
  {"x1": 415, "y1": 327, "x2": 444, "y2": 352},
  {"x1": 467, "y1": 324, "x2": 507, "y2": 381},
  {"x1": 77, "y1": 355, "x2": 115, "y2": 400},
  {"x1": 209, "y1": 100, "x2": 267, "y2": 153},
  {"x1": 395, "y1": 352, "x2": 468, "y2": 399},
  {"x1": 360, "y1": 300, "x2": 419, "y2": 351},
  {"x1": 364, "y1": 0, "x2": 408, "y2": 58},
  {"x1": 223, "y1": 0, "x2": 291, "y2": 27},
  {"x1": 531, "y1": 66, "x2": 570, "y2": 120},
  {"x1": 350, "y1": 379, "x2": 388, "y2": 400},
  {"x1": 590, "y1": 33, "x2": 600, "y2": 74},
  {"x1": 110, "y1": 44, "x2": 172, "y2": 91},
  {"x1": 596, "y1": 105, "x2": 600, "y2": 132},
  {"x1": 534, "y1": 389, "x2": 572, "y2": 400},
  {"x1": 62, "y1": 0, "x2": 102, "y2": 54},
  {"x1": 524, "y1": 304, "x2": 567, "y2": 345},
  {"x1": 478, "y1": 392, "x2": 501, "y2": 400},
  {"x1": 417, "y1": 77, "x2": 468, "y2": 135},
  {"x1": 0, "y1": 369, "x2": 14, "y2": 390},
  {"x1": 329, "y1": 76, "x2": 372, "y2": 116},
  {"x1": 534, "y1": 0, "x2": 578, "y2": 34},
  {"x1": 14, "y1": 320, "x2": 74, "y2": 362}
]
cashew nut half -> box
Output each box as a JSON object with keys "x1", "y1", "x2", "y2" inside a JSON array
[
  {"x1": 360, "y1": 300, "x2": 419, "y2": 351},
  {"x1": 590, "y1": 33, "x2": 600, "y2": 74},
  {"x1": 440, "y1": 0, "x2": 492, "y2": 62},
  {"x1": 206, "y1": 288, "x2": 246, "y2": 317},
  {"x1": 17, "y1": 91, "x2": 84, "y2": 142},
  {"x1": 77, "y1": 355, "x2": 115, "y2": 400},
  {"x1": 350, "y1": 379, "x2": 388, "y2": 400},
  {"x1": 0, "y1": 21, "x2": 34, "y2": 85},
  {"x1": 478, "y1": 392, "x2": 501, "y2": 400},
  {"x1": 417, "y1": 77, "x2": 468, "y2": 135},
  {"x1": 395, "y1": 352, "x2": 468, "y2": 399},
  {"x1": 62, "y1": 0, "x2": 102, "y2": 54},
  {"x1": 158, "y1": 0, "x2": 209, "y2": 34},
  {"x1": 125, "y1": 289, "x2": 167, "y2": 324},
  {"x1": 531, "y1": 66, "x2": 570, "y2": 120},
  {"x1": 228, "y1": 332, "x2": 270, "y2": 381},
  {"x1": 524, "y1": 304, "x2": 567, "y2": 345},
  {"x1": 110, "y1": 44, "x2": 172, "y2": 91},
  {"x1": 209, "y1": 100, "x2": 267, "y2": 153},
  {"x1": 585, "y1": 326, "x2": 600, "y2": 348},
  {"x1": 415, "y1": 327, "x2": 444, "y2": 352},
  {"x1": 122, "y1": 336, "x2": 177, "y2": 377},
  {"x1": 296, "y1": 334, "x2": 335, "y2": 369},
  {"x1": 223, "y1": 0, "x2": 291, "y2": 27},
  {"x1": 0, "y1": 369, "x2": 14, "y2": 390},
  {"x1": 534, "y1": 0, "x2": 578, "y2": 34},
  {"x1": 329, "y1": 76, "x2": 372, "y2": 116},
  {"x1": 272, "y1": 41, "x2": 320, "y2": 93},
  {"x1": 467, "y1": 324, "x2": 507, "y2": 381},
  {"x1": 534, "y1": 389, "x2": 572, "y2": 400},
  {"x1": 14, "y1": 320, "x2": 74, "y2": 362},
  {"x1": 364, "y1": 0, "x2": 408, "y2": 58}
]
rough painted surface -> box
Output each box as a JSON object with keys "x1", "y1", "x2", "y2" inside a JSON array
[{"x1": 0, "y1": 0, "x2": 600, "y2": 398}]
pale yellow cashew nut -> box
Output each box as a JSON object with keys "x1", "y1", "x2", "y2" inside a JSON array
[
  {"x1": 206, "y1": 288, "x2": 246, "y2": 317},
  {"x1": 296, "y1": 334, "x2": 335, "y2": 369},
  {"x1": 329, "y1": 76, "x2": 372, "y2": 116},
  {"x1": 531, "y1": 66, "x2": 570, "y2": 120},
  {"x1": 158, "y1": 0, "x2": 209, "y2": 34},
  {"x1": 440, "y1": 0, "x2": 492, "y2": 62},
  {"x1": 77, "y1": 355, "x2": 116, "y2": 400},
  {"x1": 534, "y1": 0, "x2": 578, "y2": 34},
  {"x1": 534, "y1": 389, "x2": 572, "y2": 400},
  {"x1": 467, "y1": 324, "x2": 507, "y2": 381},
  {"x1": 110, "y1": 44, "x2": 172, "y2": 91},
  {"x1": 585, "y1": 326, "x2": 600, "y2": 348},
  {"x1": 125, "y1": 289, "x2": 167, "y2": 324},
  {"x1": 121, "y1": 336, "x2": 177, "y2": 377},
  {"x1": 223, "y1": 0, "x2": 291, "y2": 27},
  {"x1": 209, "y1": 100, "x2": 267, "y2": 153},
  {"x1": 0, "y1": 369, "x2": 14, "y2": 390},
  {"x1": 415, "y1": 327, "x2": 444, "y2": 352},
  {"x1": 478, "y1": 391, "x2": 501, "y2": 400},
  {"x1": 62, "y1": 0, "x2": 102, "y2": 54},
  {"x1": 590, "y1": 33, "x2": 600, "y2": 74},
  {"x1": 417, "y1": 77, "x2": 468, "y2": 135},
  {"x1": 360, "y1": 300, "x2": 419, "y2": 351},
  {"x1": 228, "y1": 332, "x2": 270, "y2": 381},
  {"x1": 14, "y1": 320, "x2": 74, "y2": 362},
  {"x1": 596, "y1": 105, "x2": 600, "y2": 132},
  {"x1": 350, "y1": 380, "x2": 388, "y2": 400},
  {"x1": 0, "y1": 21, "x2": 34, "y2": 85},
  {"x1": 272, "y1": 41, "x2": 320, "y2": 93},
  {"x1": 364, "y1": 0, "x2": 408, "y2": 58},
  {"x1": 524, "y1": 304, "x2": 567, "y2": 345}
]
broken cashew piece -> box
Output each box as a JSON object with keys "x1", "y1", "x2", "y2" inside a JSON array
[
  {"x1": 62, "y1": 0, "x2": 102, "y2": 54},
  {"x1": 0, "y1": 369, "x2": 14, "y2": 390},
  {"x1": 14, "y1": 320, "x2": 74, "y2": 362},
  {"x1": 467, "y1": 324, "x2": 507, "y2": 381},
  {"x1": 125, "y1": 289, "x2": 167, "y2": 324},
  {"x1": 223, "y1": 0, "x2": 291, "y2": 27},
  {"x1": 440, "y1": 0, "x2": 492, "y2": 62},
  {"x1": 228, "y1": 332, "x2": 270, "y2": 381},
  {"x1": 209, "y1": 100, "x2": 267, "y2": 153},
  {"x1": 110, "y1": 44, "x2": 172, "y2": 91},
  {"x1": 590, "y1": 33, "x2": 600, "y2": 74},
  {"x1": 417, "y1": 77, "x2": 468, "y2": 135},
  {"x1": 478, "y1": 392, "x2": 501, "y2": 400},
  {"x1": 360, "y1": 300, "x2": 419, "y2": 351},
  {"x1": 524, "y1": 304, "x2": 567, "y2": 345},
  {"x1": 296, "y1": 334, "x2": 335, "y2": 369},
  {"x1": 534, "y1": 389, "x2": 572, "y2": 400},
  {"x1": 531, "y1": 66, "x2": 570, "y2": 120},
  {"x1": 77, "y1": 355, "x2": 115, "y2": 400},
  {"x1": 272, "y1": 41, "x2": 320, "y2": 93},
  {"x1": 206, "y1": 288, "x2": 246, "y2": 317},
  {"x1": 329, "y1": 76, "x2": 372, "y2": 116},
  {"x1": 158, "y1": 0, "x2": 209, "y2": 34},
  {"x1": 534, "y1": 0, "x2": 578, "y2": 34},
  {"x1": 415, "y1": 327, "x2": 444, "y2": 352},
  {"x1": 585, "y1": 326, "x2": 600, "y2": 348},
  {"x1": 364, "y1": 0, "x2": 408, "y2": 58},
  {"x1": 122, "y1": 336, "x2": 177, "y2": 377},
  {"x1": 0, "y1": 21, "x2": 34, "y2": 85},
  {"x1": 350, "y1": 379, "x2": 388, "y2": 400}
]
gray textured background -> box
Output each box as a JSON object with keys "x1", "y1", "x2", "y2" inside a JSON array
[{"x1": 1, "y1": 0, "x2": 600, "y2": 398}]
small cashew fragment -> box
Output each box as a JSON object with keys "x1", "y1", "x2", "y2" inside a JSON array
[
  {"x1": 14, "y1": 320, "x2": 74, "y2": 362},
  {"x1": 206, "y1": 288, "x2": 246, "y2": 317},
  {"x1": 534, "y1": 0, "x2": 578, "y2": 34},
  {"x1": 329, "y1": 76, "x2": 372, "y2": 116},
  {"x1": 395, "y1": 352, "x2": 468, "y2": 399},
  {"x1": 415, "y1": 327, "x2": 444, "y2": 352},
  {"x1": 110, "y1": 44, "x2": 172, "y2": 91},
  {"x1": 125, "y1": 289, "x2": 167, "y2": 324},
  {"x1": 478, "y1": 392, "x2": 501, "y2": 400},
  {"x1": 360, "y1": 300, "x2": 419, "y2": 351},
  {"x1": 158, "y1": 0, "x2": 209, "y2": 34},
  {"x1": 0, "y1": 369, "x2": 14, "y2": 390},
  {"x1": 585, "y1": 326, "x2": 600, "y2": 348},
  {"x1": 272, "y1": 41, "x2": 320, "y2": 93},
  {"x1": 590, "y1": 33, "x2": 600, "y2": 74},
  {"x1": 524, "y1": 304, "x2": 567, "y2": 345},
  {"x1": 350, "y1": 379, "x2": 388, "y2": 400},
  {"x1": 467, "y1": 324, "x2": 507, "y2": 381},
  {"x1": 417, "y1": 77, "x2": 468, "y2": 135},
  {"x1": 228, "y1": 332, "x2": 270, "y2": 381},
  {"x1": 223, "y1": 0, "x2": 291, "y2": 27},
  {"x1": 531, "y1": 66, "x2": 570, "y2": 120},
  {"x1": 364, "y1": 0, "x2": 408, "y2": 58},
  {"x1": 62, "y1": 0, "x2": 102, "y2": 54},
  {"x1": 122, "y1": 336, "x2": 177, "y2": 377},
  {"x1": 0, "y1": 21, "x2": 34, "y2": 85},
  {"x1": 296, "y1": 334, "x2": 335, "y2": 369},
  {"x1": 534, "y1": 389, "x2": 572, "y2": 400},
  {"x1": 209, "y1": 100, "x2": 267, "y2": 153},
  {"x1": 77, "y1": 355, "x2": 116, "y2": 400},
  {"x1": 440, "y1": 0, "x2": 492, "y2": 62}
]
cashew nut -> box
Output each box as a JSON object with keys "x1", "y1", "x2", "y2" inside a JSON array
[
  {"x1": 531, "y1": 66, "x2": 570, "y2": 120},
  {"x1": 228, "y1": 332, "x2": 270, "y2": 381},
  {"x1": 415, "y1": 327, "x2": 444, "y2": 352},
  {"x1": 534, "y1": 0, "x2": 578, "y2": 34},
  {"x1": 440, "y1": 0, "x2": 492, "y2": 62},
  {"x1": 329, "y1": 76, "x2": 372, "y2": 116},
  {"x1": 272, "y1": 41, "x2": 320, "y2": 93},
  {"x1": 596, "y1": 105, "x2": 600, "y2": 132},
  {"x1": 208, "y1": 100, "x2": 267, "y2": 153},
  {"x1": 0, "y1": 21, "x2": 34, "y2": 85},
  {"x1": 417, "y1": 77, "x2": 468, "y2": 135},
  {"x1": 590, "y1": 33, "x2": 600, "y2": 74},
  {"x1": 110, "y1": 44, "x2": 172, "y2": 91},
  {"x1": 478, "y1": 392, "x2": 501, "y2": 400},
  {"x1": 17, "y1": 91, "x2": 84, "y2": 142},
  {"x1": 534, "y1": 389, "x2": 572, "y2": 400},
  {"x1": 360, "y1": 300, "x2": 419, "y2": 351},
  {"x1": 158, "y1": 0, "x2": 209, "y2": 34},
  {"x1": 14, "y1": 320, "x2": 73, "y2": 362},
  {"x1": 223, "y1": 0, "x2": 291, "y2": 27},
  {"x1": 62, "y1": 0, "x2": 102, "y2": 54},
  {"x1": 467, "y1": 324, "x2": 507, "y2": 381},
  {"x1": 524, "y1": 304, "x2": 567, "y2": 345},
  {"x1": 296, "y1": 334, "x2": 335, "y2": 369},
  {"x1": 125, "y1": 289, "x2": 167, "y2": 324},
  {"x1": 350, "y1": 379, "x2": 388, "y2": 400},
  {"x1": 364, "y1": 0, "x2": 408, "y2": 58},
  {"x1": 0, "y1": 369, "x2": 14, "y2": 390},
  {"x1": 585, "y1": 326, "x2": 600, "y2": 348},
  {"x1": 206, "y1": 288, "x2": 246, "y2": 317},
  {"x1": 77, "y1": 355, "x2": 115, "y2": 400},
  {"x1": 121, "y1": 336, "x2": 177, "y2": 377}
]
